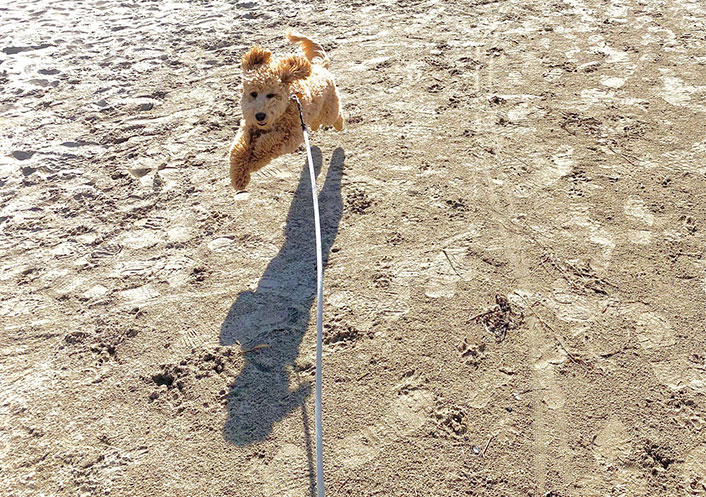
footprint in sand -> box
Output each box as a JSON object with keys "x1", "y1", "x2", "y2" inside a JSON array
[
  {"x1": 623, "y1": 305, "x2": 706, "y2": 394},
  {"x1": 39, "y1": 268, "x2": 87, "y2": 299},
  {"x1": 117, "y1": 229, "x2": 164, "y2": 250},
  {"x1": 649, "y1": 357, "x2": 706, "y2": 394},
  {"x1": 424, "y1": 230, "x2": 479, "y2": 299},
  {"x1": 249, "y1": 443, "x2": 312, "y2": 497},
  {"x1": 425, "y1": 249, "x2": 464, "y2": 299},
  {"x1": 0, "y1": 295, "x2": 51, "y2": 318},
  {"x1": 178, "y1": 325, "x2": 215, "y2": 350},
  {"x1": 108, "y1": 259, "x2": 164, "y2": 279},
  {"x1": 627, "y1": 229, "x2": 652, "y2": 245},
  {"x1": 680, "y1": 445, "x2": 706, "y2": 494},
  {"x1": 659, "y1": 76, "x2": 696, "y2": 107},
  {"x1": 541, "y1": 148, "x2": 574, "y2": 187},
  {"x1": 624, "y1": 197, "x2": 655, "y2": 226},
  {"x1": 90, "y1": 243, "x2": 123, "y2": 262},
  {"x1": 117, "y1": 284, "x2": 160, "y2": 305},
  {"x1": 336, "y1": 387, "x2": 432, "y2": 469},
  {"x1": 634, "y1": 311, "x2": 676, "y2": 350},
  {"x1": 158, "y1": 255, "x2": 196, "y2": 288},
  {"x1": 589, "y1": 416, "x2": 648, "y2": 493}
]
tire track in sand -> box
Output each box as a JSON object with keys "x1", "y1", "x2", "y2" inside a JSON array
[
  {"x1": 479, "y1": 20, "x2": 573, "y2": 491},
  {"x1": 483, "y1": 190, "x2": 573, "y2": 495}
]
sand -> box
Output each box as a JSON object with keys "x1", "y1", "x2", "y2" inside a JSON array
[{"x1": 1, "y1": 0, "x2": 706, "y2": 495}]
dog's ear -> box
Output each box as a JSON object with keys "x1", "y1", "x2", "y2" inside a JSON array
[
  {"x1": 278, "y1": 56, "x2": 312, "y2": 85},
  {"x1": 242, "y1": 46, "x2": 272, "y2": 72}
]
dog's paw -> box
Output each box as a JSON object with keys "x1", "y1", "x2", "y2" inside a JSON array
[{"x1": 230, "y1": 171, "x2": 251, "y2": 192}]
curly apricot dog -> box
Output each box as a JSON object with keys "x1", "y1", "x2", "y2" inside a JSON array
[{"x1": 229, "y1": 31, "x2": 344, "y2": 191}]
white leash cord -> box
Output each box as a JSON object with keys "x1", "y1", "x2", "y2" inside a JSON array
[{"x1": 292, "y1": 95, "x2": 325, "y2": 497}]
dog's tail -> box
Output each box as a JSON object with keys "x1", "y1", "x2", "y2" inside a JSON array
[{"x1": 287, "y1": 30, "x2": 329, "y2": 69}]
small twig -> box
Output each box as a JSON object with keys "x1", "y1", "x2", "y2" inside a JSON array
[
  {"x1": 442, "y1": 249, "x2": 462, "y2": 277},
  {"x1": 468, "y1": 310, "x2": 491, "y2": 322},
  {"x1": 519, "y1": 295, "x2": 590, "y2": 373},
  {"x1": 542, "y1": 253, "x2": 580, "y2": 290},
  {"x1": 357, "y1": 371, "x2": 372, "y2": 381},
  {"x1": 675, "y1": 252, "x2": 702, "y2": 258},
  {"x1": 239, "y1": 343, "x2": 270, "y2": 355},
  {"x1": 537, "y1": 255, "x2": 555, "y2": 279},
  {"x1": 482, "y1": 434, "x2": 495, "y2": 457},
  {"x1": 509, "y1": 219, "x2": 615, "y2": 293},
  {"x1": 560, "y1": 257, "x2": 617, "y2": 289},
  {"x1": 335, "y1": 478, "x2": 351, "y2": 494},
  {"x1": 608, "y1": 145, "x2": 640, "y2": 167},
  {"x1": 516, "y1": 387, "x2": 549, "y2": 396}
]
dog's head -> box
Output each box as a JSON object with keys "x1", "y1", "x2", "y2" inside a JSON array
[{"x1": 240, "y1": 46, "x2": 312, "y2": 130}]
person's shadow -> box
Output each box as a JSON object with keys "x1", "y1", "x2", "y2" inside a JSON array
[{"x1": 220, "y1": 147, "x2": 345, "y2": 447}]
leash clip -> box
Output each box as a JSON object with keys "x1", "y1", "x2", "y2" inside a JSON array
[{"x1": 291, "y1": 93, "x2": 307, "y2": 132}]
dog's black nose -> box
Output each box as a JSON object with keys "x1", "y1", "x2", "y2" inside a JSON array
[{"x1": 255, "y1": 113, "x2": 266, "y2": 122}]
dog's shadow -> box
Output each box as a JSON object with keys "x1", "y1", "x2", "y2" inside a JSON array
[{"x1": 220, "y1": 146, "x2": 344, "y2": 446}]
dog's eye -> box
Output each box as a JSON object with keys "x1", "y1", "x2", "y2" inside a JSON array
[
  {"x1": 250, "y1": 92, "x2": 258, "y2": 98},
  {"x1": 266, "y1": 93, "x2": 276, "y2": 99}
]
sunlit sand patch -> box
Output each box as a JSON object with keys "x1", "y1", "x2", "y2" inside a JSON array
[
  {"x1": 253, "y1": 443, "x2": 311, "y2": 497},
  {"x1": 424, "y1": 231, "x2": 479, "y2": 298},
  {"x1": 156, "y1": 167, "x2": 182, "y2": 192},
  {"x1": 600, "y1": 76, "x2": 625, "y2": 88},
  {"x1": 533, "y1": 363, "x2": 567, "y2": 410},
  {"x1": 580, "y1": 88, "x2": 615, "y2": 108},
  {"x1": 624, "y1": 197, "x2": 655, "y2": 226},
  {"x1": 83, "y1": 285, "x2": 109, "y2": 299},
  {"x1": 635, "y1": 311, "x2": 676, "y2": 350},
  {"x1": 660, "y1": 76, "x2": 696, "y2": 106},
  {"x1": 627, "y1": 229, "x2": 652, "y2": 245},
  {"x1": 425, "y1": 250, "x2": 463, "y2": 299},
  {"x1": 158, "y1": 255, "x2": 196, "y2": 288},
  {"x1": 117, "y1": 229, "x2": 165, "y2": 250},
  {"x1": 606, "y1": 7, "x2": 628, "y2": 22},
  {"x1": 507, "y1": 102, "x2": 546, "y2": 122},
  {"x1": 597, "y1": 43, "x2": 631, "y2": 64},
  {"x1": 207, "y1": 237, "x2": 235, "y2": 252},
  {"x1": 117, "y1": 284, "x2": 159, "y2": 304},
  {"x1": 468, "y1": 369, "x2": 508, "y2": 409},
  {"x1": 108, "y1": 260, "x2": 165, "y2": 279},
  {"x1": 567, "y1": 210, "x2": 616, "y2": 265},
  {"x1": 649, "y1": 357, "x2": 706, "y2": 394},
  {"x1": 593, "y1": 416, "x2": 631, "y2": 465},
  {"x1": 507, "y1": 71, "x2": 525, "y2": 85},
  {"x1": 544, "y1": 67, "x2": 564, "y2": 83},
  {"x1": 562, "y1": 0, "x2": 600, "y2": 27},
  {"x1": 590, "y1": 416, "x2": 649, "y2": 494},
  {"x1": 233, "y1": 190, "x2": 250, "y2": 201},
  {"x1": 533, "y1": 148, "x2": 574, "y2": 187},
  {"x1": 167, "y1": 226, "x2": 197, "y2": 243},
  {"x1": 546, "y1": 292, "x2": 595, "y2": 322},
  {"x1": 588, "y1": 233, "x2": 615, "y2": 266},
  {"x1": 0, "y1": 296, "x2": 51, "y2": 317},
  {"x1": 337, "y1": 389, "x2": 432, "y2": 469},
  {"x1": 661, "y1": 139, "x2": 706, "y2": 175},
  {"x1": 38, "y1": 268, "x2": 87, "y2": 297}
]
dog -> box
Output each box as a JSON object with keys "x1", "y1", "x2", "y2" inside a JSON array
[{"x1": 229, "y1": 31, "x2": 344, "y2": 191}]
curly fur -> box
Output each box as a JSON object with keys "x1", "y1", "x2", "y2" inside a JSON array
[{"x1": 229, "y1": 31, "x2": 344, "y2": 191}]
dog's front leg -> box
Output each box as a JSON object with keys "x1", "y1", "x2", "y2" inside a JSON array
[
  {"x1": 249, "y1": 127, "x2": 302, "y2": 168},
  {"x1": 229, "y1": 123, "x2": 255, "y2": 190},
  {"x1": 229, "y1": 124, "x2": 303, "y2": 190}
]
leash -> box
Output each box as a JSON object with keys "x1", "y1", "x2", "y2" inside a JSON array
[{"x1": 292, "y1": 94, "x2": 325, "y2": 497}]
